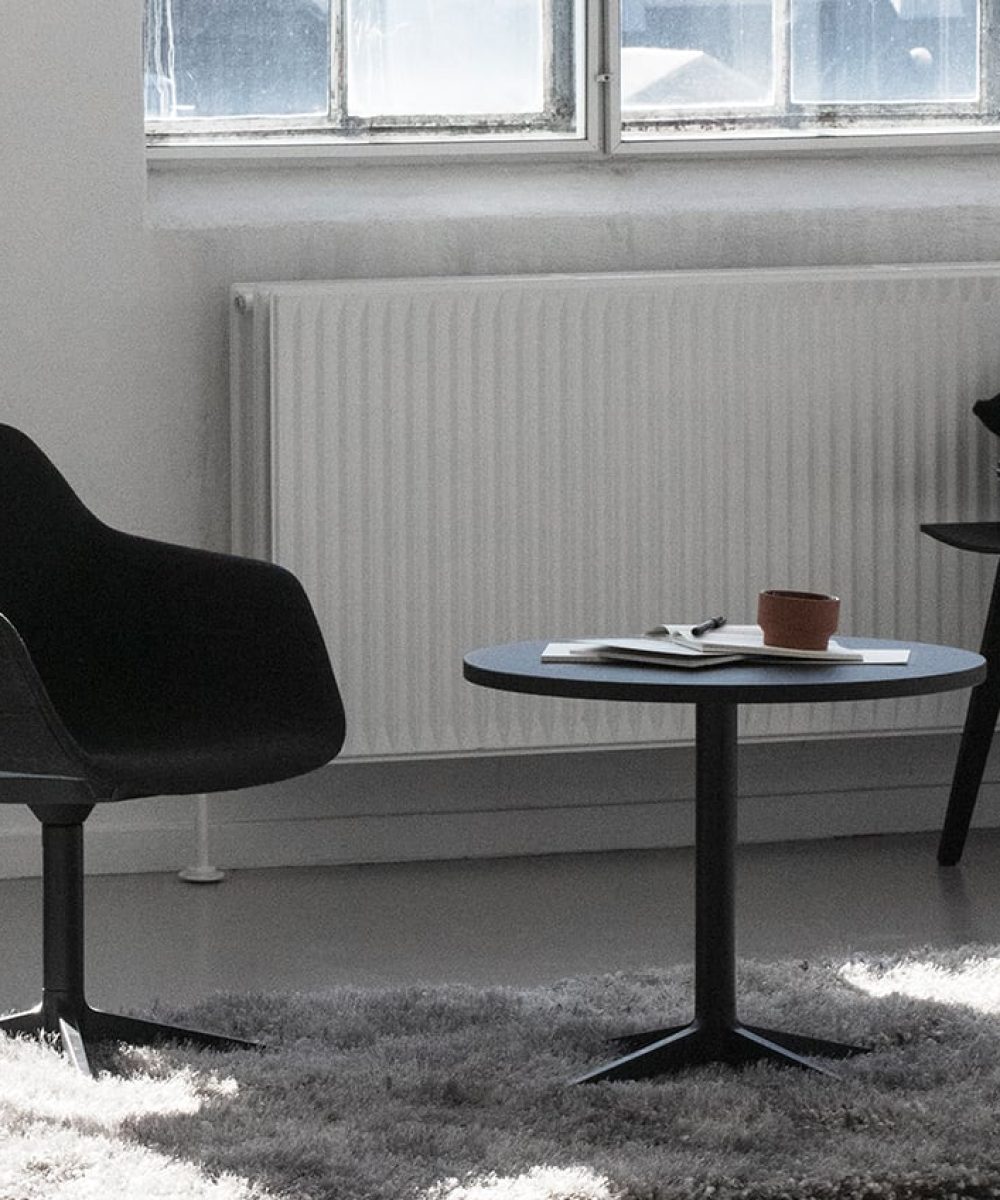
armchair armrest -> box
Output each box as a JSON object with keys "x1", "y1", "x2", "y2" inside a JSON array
[
  {"x1": 0, "y1": 613, "x2": 100, "y2": 786},
  {"x1": 29, "y1": 529, "x2": 346, "y2": 776}
]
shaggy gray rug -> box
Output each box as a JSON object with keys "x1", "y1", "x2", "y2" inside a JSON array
[{"x1": 4, "y1": 946, "x2": 1000, "y2": 1200}]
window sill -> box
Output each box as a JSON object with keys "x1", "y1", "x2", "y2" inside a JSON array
[
  {"x1": 141, "y1": 136, "x2": 1000, "y2": 284},
  {"x1": 146, "y1": 144, "x2": 1000, "y2": 226}
]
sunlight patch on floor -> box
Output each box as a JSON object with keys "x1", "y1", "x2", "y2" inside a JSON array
[
  {"x1": 0, "y1": 1037, "x2": 259, "y2": 1199},
  {"x1": 839, "y1": 954, "x2": 1000, "y2": 1014},
  {"x1": 0, "y1": 1126, "x2": 265, "y2": 1200},
  {"x1": 424, "y1": 1165, "x2": 615, "y2": 1200},
  {"x1": 0, "y1": 1035, "x2": 237, "y2": 1127}
]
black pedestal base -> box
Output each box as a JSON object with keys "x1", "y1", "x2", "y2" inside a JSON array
[
  {"x1": 2, "y1": 807, "x2": 260, "y2": 1077},
  {"x1": 572, "y1": 1019, "x2": 868, "y2": 1083},
  {"x1": 0, "y1": 1001, "x2": 258, "y2": 1076},
  {"x1": 572, "y1": 705, "x2": 869, "y2": 1085}
]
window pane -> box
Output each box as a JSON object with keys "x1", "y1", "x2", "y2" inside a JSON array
[
  {"x1": 145, "y1": 0, "x2": 330, "y2": 120},
  {"x1": 347, "y1": 0, "x2": 545, "y2": 117},
  {"x1": 621, "y1": 0, "x2": 775, "y2": 110},
  {"x1": 791, "y1": 0, "x2": 979, "y2": 104}
]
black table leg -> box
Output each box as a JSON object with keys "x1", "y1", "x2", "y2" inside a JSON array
[
  {"x1": 938, "y1": 560, "x2": 1000, "y2": 866},
  {"x1": 572, "y1": 702, "x2": 867, "y2": 1083}
]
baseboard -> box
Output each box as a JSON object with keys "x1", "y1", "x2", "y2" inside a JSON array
[
  {"x1": 0, "y1": 819, "x2": 198, "y2": 881},
  {"x1": 0, "y1": 730, "x2": 996, "y2": 879},
  {"x1": 205, "y1": 731, "x2": 1000, "y2": 870}
]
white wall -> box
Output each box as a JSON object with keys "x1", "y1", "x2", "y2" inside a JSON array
[{"x1": 4, "y1": 0, "x2": 1000, "y2": 876}]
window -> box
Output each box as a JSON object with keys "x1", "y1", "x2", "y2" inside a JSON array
[
  {"x1": 145, "y1": 0, "x2": 999, "y2": 152},
  {"x1": 622, "y1": 0, "x2": 994, "y2": 141},
  {"x1": 145, "y1": 0, "x2": 585, "y2": 145}
]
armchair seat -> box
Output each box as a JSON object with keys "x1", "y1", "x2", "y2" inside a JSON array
[
  {"x1": 0, "y1": 425, "x2": 346, "y2": 1074},
  {"x1": 82, "y1": 723, "x2": 331, "y2": 799}
]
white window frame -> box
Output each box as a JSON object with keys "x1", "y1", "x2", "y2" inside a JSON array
[
  {"x1": 146, "y1": 0, "x2": 604, "y2": 161},
  {"x1": 615, "y1": 0, "x2": 1000, "y2": 150},
  {"x1": 146, "y1": 0, "x2": 1000, "y2": 163}
]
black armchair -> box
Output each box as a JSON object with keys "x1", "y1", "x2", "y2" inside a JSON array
[{"x1": 0, "y1": 425, "x2": 346, "y2": 1073}]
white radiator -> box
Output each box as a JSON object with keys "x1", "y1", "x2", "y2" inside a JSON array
[{"x1": 231, "y1": 266, "x2": 1000, "y2": 761}]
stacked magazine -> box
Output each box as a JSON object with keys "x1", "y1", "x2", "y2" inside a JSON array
[{"x1": 541, "y1": 624, "x2": 910, "y2": 668}]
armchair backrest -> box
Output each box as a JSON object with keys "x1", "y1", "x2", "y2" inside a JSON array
[{"x1": 0, "y1": 425, "x2": 107, "y2": 664}]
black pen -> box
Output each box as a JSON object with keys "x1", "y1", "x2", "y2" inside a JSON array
[{"x1": 690, "y1": 616, "x2": 726, "y2": 637}]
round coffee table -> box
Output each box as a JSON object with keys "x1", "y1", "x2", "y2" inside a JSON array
[{"x1": 464, "y1": 638, "x2": 985, "y2": 1082}]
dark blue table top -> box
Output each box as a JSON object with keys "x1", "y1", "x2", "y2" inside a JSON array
[{"x1": 463, "y1": 638, "x2": 986, "y2": 706}]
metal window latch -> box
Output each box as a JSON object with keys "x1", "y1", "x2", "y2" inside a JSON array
[{"x1": 595, "y1": 72, "x2": 612, "y2": 83}]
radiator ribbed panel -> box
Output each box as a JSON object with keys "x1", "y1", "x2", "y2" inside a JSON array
[{"x1": 232, "y1": 267, "x2": 1000, "y2": 760}]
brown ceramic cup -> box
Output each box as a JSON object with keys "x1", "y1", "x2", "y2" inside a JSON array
[{"x1": 757, "y1": 589, "x2": 840, "y2": 651}]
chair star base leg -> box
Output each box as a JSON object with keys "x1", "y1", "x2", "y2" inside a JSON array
[
  {"x1": 0, "y1": 1002, "x2": 259, "y2": 1076},
  {"x1": 572, "y1": 1019, "x2": 868, "y2": 1083},
  {"x1": 0, "y1": 1005, "x2": 45, "y2": 1035}
]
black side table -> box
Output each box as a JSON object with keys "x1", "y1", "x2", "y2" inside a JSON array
[
  {"x1": 464, "y1": 638, "x2": 984, "y2": 1081},
  {"x1": 922, "y1": 522, "x2": 1000, "y2": 864}
]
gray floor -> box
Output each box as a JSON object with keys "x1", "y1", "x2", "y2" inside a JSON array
[{"x1": 2, "y1": 829, "x2": 1000, "y2": 1015}]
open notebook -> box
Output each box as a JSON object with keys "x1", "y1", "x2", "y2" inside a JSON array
[{"x1": 542, "y1": 624, "x2": 910, "y2": 668}]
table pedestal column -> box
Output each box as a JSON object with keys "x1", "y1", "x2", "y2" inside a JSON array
[{"x1": 572, "y1": 702, "x2": 868, "y2": 1083}]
